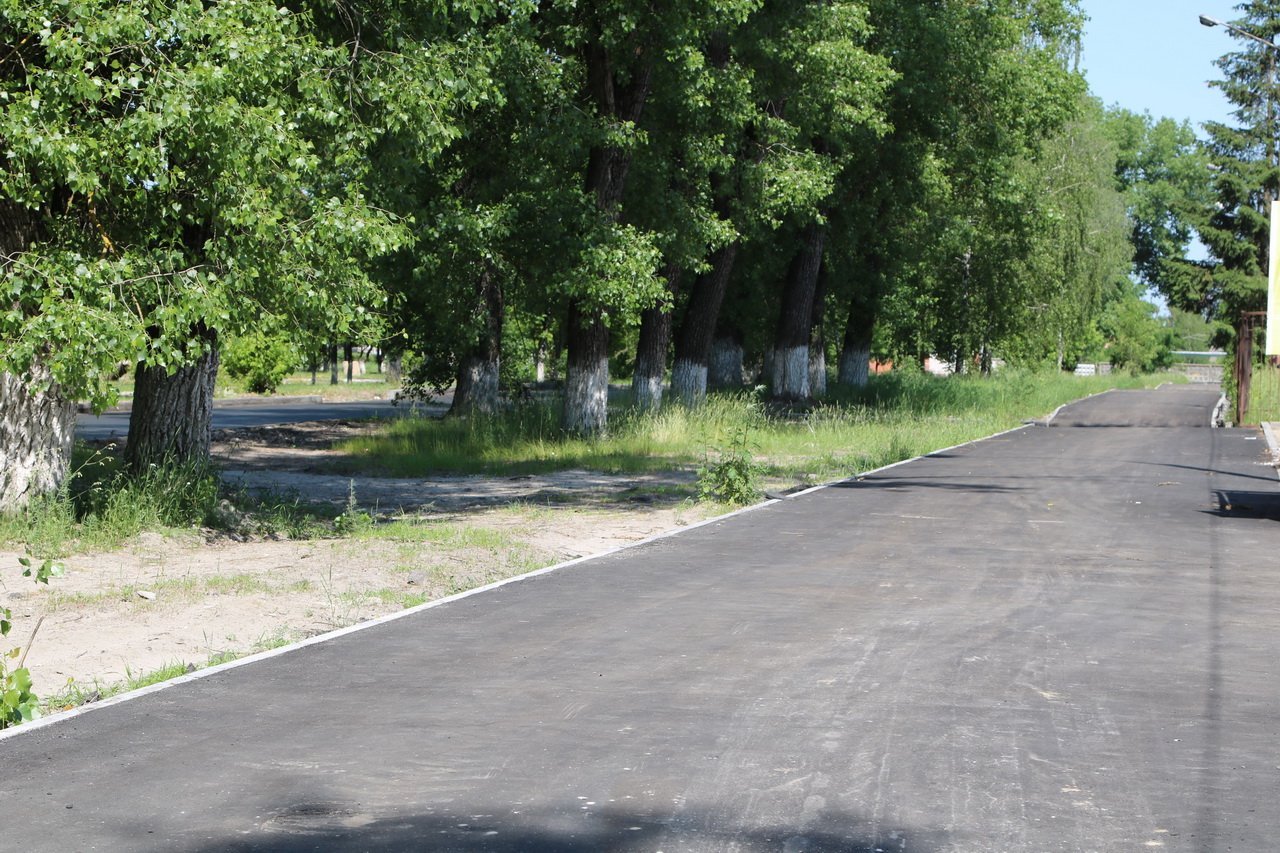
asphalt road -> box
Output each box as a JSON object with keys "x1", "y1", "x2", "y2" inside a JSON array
[
  {"x1": 75, "y1": 398, "x2": 438, "y2": 441},
  {"x1": 5, "y1": 384, "x2": 1278, "y2": 852}
]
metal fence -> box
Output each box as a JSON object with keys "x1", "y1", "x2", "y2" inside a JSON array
[{"x1": 1235, "y1": 312, "x2": 1280, "y2": 425}]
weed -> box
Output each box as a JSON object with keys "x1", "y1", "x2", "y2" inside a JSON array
[
  {"x1": 696, "y1": 426, "x2": 763, "y2": 506},
  {"x1": 332, "y1": 480, "x2": 374, "y2": 536},
  {"x1": 1, "y1": 555, "x2": 64, "y2": 728}
]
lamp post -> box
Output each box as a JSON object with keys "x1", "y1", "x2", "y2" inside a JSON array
[{"x1": 1201, "y1": 14, "x2": 1280, "y2": 422}]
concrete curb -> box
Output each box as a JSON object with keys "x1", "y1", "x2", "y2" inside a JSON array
[{"x1": 1261, "y1": 421, "x2": 1280, "y2": 473}]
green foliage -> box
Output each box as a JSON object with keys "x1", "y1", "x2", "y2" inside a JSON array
[
  {"x1": 696, "y1": 427, "x2": 763, "y2": 506},
  {"x1": 1002, "y1": 95, "x2": 1132, "y2": 369},
  {"x1": 1103, "y1": 110, "x2": 1210, "y2": 290},
  {"x1": 221, "y1": 332, "x2": 300, "y2": 395},
  {"x1": 77, "y1": 460, "x2": 222, "y2": 536},
  {"x1": 1165, "y1": 307, "x2": 1219, "y2": 352},
  {"x1": 0, "y1": 2, "x2": 403, "y2": 406},
  {"x1": 1169, "y1": 6, "x2": 1279, "y2": 329},
  {"x1": 1245, "y1": 361, "x2": 1280, "y2": 424},
  {"x1": 1099, "y1": 282, "x2": 1175, "y2": 374},
  {"x1": 1, "y1": 553, "x2": 63, "y2": 728}
]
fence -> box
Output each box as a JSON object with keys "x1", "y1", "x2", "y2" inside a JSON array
[{"x1": 1235, "y1": 312, "x2": 1280, "y2": 425}]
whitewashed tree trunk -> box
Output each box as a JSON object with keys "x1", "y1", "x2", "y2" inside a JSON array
[
  {"x1": 838, "y1": 344, "x2": 871, "y2": 387},
  {"x1": 771, "y1": 346, "x2": 810, "y2": 401},
  {"x1": 451, "y1": 356, "x2": 501, "y2": 416},
  {"x1": 671, "y1": 358, "x2": 708, "y2": 406},
  {"x1": 632, "y1": 264, "x2": 680, "y2": 412},
  {"x1": 808, "y1": 347, "x2": 827, "y2": 397},
  {"x1": 449, "y1": 263, "x2": 504, "y2": 417},
  {"x1": 771, "y1": 221, "x2": 824, "y2": 401},
  {"x1": 0, "y1": 366, "x2": 76, "y2": 512},
  {"x1": 564, "y1": 358, "x2": 609, "y2": 435},
  {"x1": 632, "y1": 373, "x2": 664, "y2": 411},
  {"x1": 709, "y1": 337, "x2": 744, "y2": 389},
  {"x1": 562, "y1": 301, "x2": 610, "y2": 435}
]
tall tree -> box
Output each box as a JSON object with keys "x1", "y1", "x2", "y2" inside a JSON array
[
  {"x1": 535, "y1": 1, "x2": 758, "y2": 433},
  {"x1": 748, "y1": 0, "x2": 893, "y2": 400},
  {"x1": 1165, "y1": 2, "x2": 1279, "y2": 332}
]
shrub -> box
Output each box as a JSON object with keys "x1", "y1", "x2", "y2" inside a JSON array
[
  {"x1": 222, "y1": 332, "x2": 299, "y2": 394},
  {"x1": 697, "y1": 426, "x2": 763, "y2": 506}
]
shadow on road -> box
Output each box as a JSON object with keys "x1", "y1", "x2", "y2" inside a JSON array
[
  {"x1": 174, "y1": 804, "x2": 953, "y2": 853},
  {"x1": 1206, "y1": 489, "x2": 1280, "y2": 521},
  {"x1": 833, "y1": 477, "x2": 1023, "y2": 495}
]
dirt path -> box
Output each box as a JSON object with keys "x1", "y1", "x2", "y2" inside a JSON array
[{"x1": 3, "y1": 422, "x2": 713, "y2": 705}]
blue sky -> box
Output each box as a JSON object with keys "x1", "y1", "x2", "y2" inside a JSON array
[{"x1": 1079, "y1": 0, "x2": 1237, "y2": 131}]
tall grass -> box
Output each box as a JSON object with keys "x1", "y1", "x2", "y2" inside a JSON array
[
  {"x1": 0, "y1": 447, "x2": 329, "y2": 557},
  {"x1": 1244, "y1": 361, "x2": 1280, "y2": 425},
  {"x1": 337, "y1": 369, "x2": 1171, "y2": 482}
]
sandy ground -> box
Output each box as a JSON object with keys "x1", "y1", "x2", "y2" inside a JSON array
[{"x1": 1, "y1": 422, "x2": 710, "y2": 706}]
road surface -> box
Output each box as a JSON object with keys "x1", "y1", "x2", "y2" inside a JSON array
[
  {"x1": 6, "y1": 384, "x2": 1278, "y2": 851},
  {"x1": 75, "y1": 398, "x2": 439, "y2": 442}
]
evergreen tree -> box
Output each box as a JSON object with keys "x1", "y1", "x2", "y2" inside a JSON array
[{"x1": 1173, "y1": 1, "x2": 1280, "y2": 328}]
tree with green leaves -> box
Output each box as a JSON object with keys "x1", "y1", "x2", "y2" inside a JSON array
[
  {"x1": 1170, "y1": 1, "x2": 1280, "y2": 330},
  {"x1": 0, "y1": 1, "x2": 482, "y2": 508},
  {"x1": 1005, "y1": 96, "x2": 1131, "y2": 369}
]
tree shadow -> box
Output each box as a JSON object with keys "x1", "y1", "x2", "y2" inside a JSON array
[
  {"x1": 175, "y1": 803, "x2": 954, "y2": 853},
  {"x1": 1138, "y1": 460, "x2": 1280, "y2": 485},
  {"x1": 830, "y1": 477, "x2": 1023, "y2": 495},
  {"x1": 1204, "y1": 489, "x2": 1280, "y2": 521}
]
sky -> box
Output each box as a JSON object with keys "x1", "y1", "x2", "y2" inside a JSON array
[{"x1": 1078, "y1": 0, "x2": 1239, "y2": 132}]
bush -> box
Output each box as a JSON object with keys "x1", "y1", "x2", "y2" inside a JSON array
[
  {"x1": 221, "y1": 332, "x2": 299, "y2": 394},
  {"x1": 697, "y1": 426, "x2": 763, "y2": 506}
]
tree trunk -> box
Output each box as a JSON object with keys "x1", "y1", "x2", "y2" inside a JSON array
[
  {"x1": 632, "y1": 264, "x2": 682, "y2": 411},
  {"x1": 709, "y1": 335, "x2": 745, "y2": 390},
  {"x1": 329, "y1": 341, "x2": 339, "y2": 385},
  {"x1": 672, "y1": 241, "x2": 739, "y2": 406},
  {"x1": 561, "y1": 38, "x2": 653, "y2": 436},
  {"x1": 344, "y1": 342, "x2": 354, "y2": 383},
  {"x1": 771, "y1": 222, "x2": 826, "y2": 401},
  {"x1": 0, "y1": 366, "x2": 76, "y2": 512},
  {"x1": 449, "y1": 263, "x2": 504, "y2": 417},
  {"x1": 808, "y1": 259, "x2": 829, "y2": 398},
  {"x1": 126, "y1": 325, "x2": 219, "y2": 473},
  {"x1": 838, "y1": 293, "x2": 876, "y2": 389},
  {"x1": 837, "y1": 343, "x2": 871, "y2": 388},
  {"x1": 562, "y1": 300, "x2": 610, "y2": 435},
  {"x1": 0, "y1": 196, "x2": 74, "y2": 510}
]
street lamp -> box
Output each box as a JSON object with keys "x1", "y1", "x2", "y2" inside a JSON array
[{"x1": 1200, "y1": 13, "x2": 1280, "y2": 373}]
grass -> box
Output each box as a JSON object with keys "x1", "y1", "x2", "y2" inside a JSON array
[
  {"x1": 0, "y1": 446, "x2": 338, "y2": 558},
  {"x1": 1244, "y1": 361, "x2": 1280, "y2": 425},
  {"x1": 335, "y1": 369, "x2": 1174, "y2": 484}
]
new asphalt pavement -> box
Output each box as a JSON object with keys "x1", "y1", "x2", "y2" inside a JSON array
[{"x1": 5, "y1": 384, "x2": 1278, "y2": 852}]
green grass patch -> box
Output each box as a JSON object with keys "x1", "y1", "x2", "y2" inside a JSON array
[
  {"x1": 1244, "y1": 362, "x2": 1280, "y2": 425},
  {"x1": 0, "y1": 447, "x2": 336, "y2": 557},
  {"x1": 348, "y1": 517, "x2": 523, "y2": 549},
  {"x1": 336, "y1": 369, "x2": 1172, "y2": 484}
]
